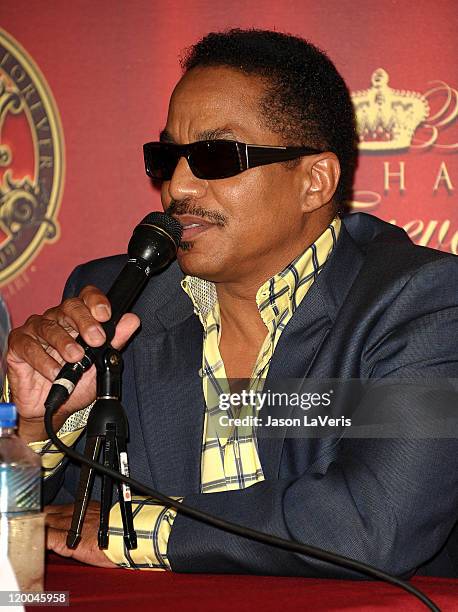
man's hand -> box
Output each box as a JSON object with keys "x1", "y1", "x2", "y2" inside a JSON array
[
  {"x1": 45, "y1": 501, "x2": 118, "y2": 568},
  {"x1": 6, "y1": 285, "x2": 140, "y2": 442}
]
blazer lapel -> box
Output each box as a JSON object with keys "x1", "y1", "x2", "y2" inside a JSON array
[
  {"x1": 258, "y1": 224, "x2": 365, "y2": 479},
  {"x1": 133, "y1": 279, "x2": 205, "y2": 495}
]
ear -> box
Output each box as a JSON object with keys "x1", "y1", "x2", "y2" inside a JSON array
[{"x1": 299, "y1": 153, "x2": 341, "y2": 212}]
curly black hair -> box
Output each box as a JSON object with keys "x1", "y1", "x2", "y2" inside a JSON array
[{"x1": 181, "y1": 29, "x2": 358, "y2": 207}]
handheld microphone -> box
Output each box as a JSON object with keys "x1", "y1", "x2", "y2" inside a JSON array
[{"x1": 45, "y1": 211, "x2": 182, "y2": 411}]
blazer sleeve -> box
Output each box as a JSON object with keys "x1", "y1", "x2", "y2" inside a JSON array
[{"x1": 168, "y1": 257, "x2": 458, "y2": 578}]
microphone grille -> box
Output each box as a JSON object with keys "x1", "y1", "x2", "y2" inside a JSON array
[{"x1": 140, "y1": 211, "x2": 182, "y2": 247}]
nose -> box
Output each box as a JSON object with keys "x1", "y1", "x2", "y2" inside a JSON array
[{"x1": 166, "y1": 156, "x2": 208, "y2": 202}]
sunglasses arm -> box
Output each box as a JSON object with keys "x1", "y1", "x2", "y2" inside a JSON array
[{"x1": 245, "y1": 145, "x2": 322, "y2": 169}]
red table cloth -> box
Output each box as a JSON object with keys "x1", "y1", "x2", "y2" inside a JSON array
[{"x1": 30, "y1": 553, "x2": 458, "y2": 611}]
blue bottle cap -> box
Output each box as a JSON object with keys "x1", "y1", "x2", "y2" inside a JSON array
[{"x1": 0, "y1": 403, "x2": 16, "y2": 427}]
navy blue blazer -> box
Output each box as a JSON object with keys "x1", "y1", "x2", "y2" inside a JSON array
[{"x1": 49, "y1": 213, "x2": 458, "y2": 578}]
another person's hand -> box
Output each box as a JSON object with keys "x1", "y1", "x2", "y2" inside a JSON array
[
  {"x1": 6, "y1": 285, "x2": 140, "y2": 442},
  {"x1": 45, "y1": 501, "x2": 117, "y2": 568}
]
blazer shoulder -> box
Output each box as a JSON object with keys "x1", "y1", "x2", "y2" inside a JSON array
[
  {"x1": 63, "y1": 256, "x2": 184, "y2": 300},
  {"x1": 343, "y1": 212, "x2": 456, "y2": 281},
  {"x1": 63, "y1": 254, "x2": 127, "y2": 298}
]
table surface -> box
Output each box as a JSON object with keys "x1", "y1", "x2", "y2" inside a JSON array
[{"x1": 30, "y1": 553, "x2": 458, "y2": 612}]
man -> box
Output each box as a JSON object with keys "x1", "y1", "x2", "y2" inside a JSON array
[{"x1": 6, "y1": 29, "x2": 458, "y2": 577}]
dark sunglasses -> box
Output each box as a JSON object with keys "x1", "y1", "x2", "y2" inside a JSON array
[{"x1": 143, "y1": 139, "x2": 323, "y2": 181}]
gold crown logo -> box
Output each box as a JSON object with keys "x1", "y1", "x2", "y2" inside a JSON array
[{"x1": 352, "y1": 68, "x2": 429, "y2": 151}]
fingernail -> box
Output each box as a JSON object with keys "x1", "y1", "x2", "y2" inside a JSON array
[
  {"x1": 95, "y1": 304, "x2": 110, "y2": 320},
  {"x1": 88, "y1": 325, "x2": 105, "y2": 343},
  {"x1": 67, "y1": 344, "x2": 83, "y2": 361}
]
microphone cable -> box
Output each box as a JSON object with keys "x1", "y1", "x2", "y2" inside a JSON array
[{"x1": 44, "y1": 403, "x2": 440, "y2": 612}]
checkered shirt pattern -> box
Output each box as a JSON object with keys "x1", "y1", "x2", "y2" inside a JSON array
[
  {"x1": 183, "y1": 216, "x2": 341, "y2": 494},
  {"x1": 24, "y1": 216, "x2": 341, "y2": 571}
]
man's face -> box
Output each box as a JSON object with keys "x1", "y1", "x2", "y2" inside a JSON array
[{"x1": 161, "y1": 66, "x2": 319, "y2": 287}]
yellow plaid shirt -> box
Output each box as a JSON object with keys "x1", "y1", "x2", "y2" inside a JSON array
[{"x1": 28, "y1": 217, "x2": 341, "y2": 570}]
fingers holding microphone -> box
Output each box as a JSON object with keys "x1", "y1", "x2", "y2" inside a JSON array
[
  {"x1": 64, "y1": 285, "x2": 141, "y2": 351},
  {"x1": 6, "y1": 285, "x2": 140, "y2": 442},
  {"x1": 7, "y1": 212, "x2": 181, "y2": 443}
]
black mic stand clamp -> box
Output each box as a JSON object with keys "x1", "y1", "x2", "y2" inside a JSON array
[{"x1": 66, "y1": 346, "x2": 137, "y2": 551}]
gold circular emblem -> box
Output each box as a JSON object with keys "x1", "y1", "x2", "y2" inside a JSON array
[{"x1": 0, "y1": 28, "x2": 64, "y2": 285}]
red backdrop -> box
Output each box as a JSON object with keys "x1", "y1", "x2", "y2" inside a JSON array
[{"x1": 1, "y1": 0, "x2": 457, "y2": 325}]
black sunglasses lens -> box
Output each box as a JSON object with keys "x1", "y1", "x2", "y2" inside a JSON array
[
  {"x1": 190, "y1": 141, "x2": 242, "y2": 179},
  {"x1": 144, "y1": 143, "x2": 178, "y2": 180},
  {"x1": 144, "y1": 141, "x2": 243, "y2": 180}
]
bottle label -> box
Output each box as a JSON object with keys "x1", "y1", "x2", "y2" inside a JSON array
[{"x1": 0, "y1": 466, "x2": 41, "y2": 513}]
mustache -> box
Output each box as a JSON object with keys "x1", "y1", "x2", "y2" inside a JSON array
[{"x1": 166, "y1": 199, "x2": 228, "y2": 227}]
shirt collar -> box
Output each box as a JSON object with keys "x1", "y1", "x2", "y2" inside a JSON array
[{"x1": 181, "y1": 216, "x2": 341, "y2": 326}]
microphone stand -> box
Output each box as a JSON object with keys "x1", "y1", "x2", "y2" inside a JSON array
[{"x1": 66, "y1": 345, "x2": 137, "y2": 551}]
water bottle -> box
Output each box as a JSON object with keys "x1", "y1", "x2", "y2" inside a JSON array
[{"x1": 0, "y1": 403, "x2": 44, "y2": 591}]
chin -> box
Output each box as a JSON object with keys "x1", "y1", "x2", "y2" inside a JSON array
[{"x1": 176, "y1": 248, "x2": 227, "y2": 281}]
